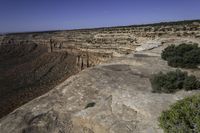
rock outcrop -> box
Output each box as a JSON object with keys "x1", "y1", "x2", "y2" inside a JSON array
[
  {"x1": 1, "y1": 39, "x2": 200, "y2": 132},
  {"x1": 1, "y1": 20, "x2": 200, "y2": 55},
  {"x1": 0, "y1": 20, "x2": 200, "y2": 133}
]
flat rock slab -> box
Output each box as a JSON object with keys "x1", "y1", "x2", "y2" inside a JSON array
[
  {"x1": 0, "y1": 53, "x2": 200, "y2": 133},
  {"x1": 135, "y1": 40, "x2": 162, "y2": 52}
]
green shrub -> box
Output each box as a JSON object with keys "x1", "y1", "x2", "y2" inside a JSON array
[
  {"x1": 150, "y1": 69, "x2": 200, "y2": 93},
  {"x1": 161, "y1": 45, "x2": 176, "y2": 60},
  {"x1": 183, "y1": 49, "x2": 200, "y2": 68},
  {"x1": 159, "y1": 94, "x2": 200, "y2": 133},
  {"x1": 161, "y1": 43, "x2": 200, "y2": 68},
  {"x1": 183, "y1": 75, "x2": 200, "y2": 91}
]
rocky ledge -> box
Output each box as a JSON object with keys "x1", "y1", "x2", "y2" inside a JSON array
[{"x1": 1, "y1": 40, "x2": 200, "y2": 133}]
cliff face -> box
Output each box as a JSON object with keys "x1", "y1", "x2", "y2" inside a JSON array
[
  {"x1": 0, "y1": 39, "x2": 113, "y2": 118},
  {"x1": 0, "y1": 20, "x2": 200, "y2": 133},
  {"x1": 1, "y1": 20, "x2": 200, "y2": 54},
  {"x1": 1, "y1": 44, "x2": 200, "y2": 133},
  {"x1": 0, "y1": 42, "x2": 79, "y2": 118}
]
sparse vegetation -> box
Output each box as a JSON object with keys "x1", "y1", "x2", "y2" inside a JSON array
[
  {"x1": 161, "y1": 43, "x2": 200, "y2": 68},
  {"x1": 159, "y1": 94, "x2": 200, "y2": 133},
  {"x1": 150, "y1": 69, "x2": 200, "y2": 93}
]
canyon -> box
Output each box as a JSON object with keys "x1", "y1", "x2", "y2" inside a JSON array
[{"x1": 0, "y1": 20, "x2": 200, "y2": 133}]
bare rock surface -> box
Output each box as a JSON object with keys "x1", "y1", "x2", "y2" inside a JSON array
[
  {"x1": 0, "y1": 20, "x2": 200, "y2": 132},
  {"x1": 1, "y1": 45, "x2": 200, "y2": 133},
  {"x1": 135, "y1": 40, "x2": 162, "y2": 52}
]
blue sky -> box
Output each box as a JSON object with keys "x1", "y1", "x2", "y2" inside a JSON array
[{"x1": 0, "y1": 0, "x2": 200, "y2": 33}]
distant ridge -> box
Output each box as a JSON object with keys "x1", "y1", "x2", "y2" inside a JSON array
[{"x1": 5, "y1": 19, "x2": 200, "y2": 35}]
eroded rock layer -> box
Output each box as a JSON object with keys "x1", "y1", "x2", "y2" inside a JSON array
[{"x1": 0, "y1": 20, "x2": 200, "y2": 132}]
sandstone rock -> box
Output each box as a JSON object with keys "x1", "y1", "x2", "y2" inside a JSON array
[
  {"x1": 0, "y1": 20, "x2": 200, "y2": 133},
  {"x1": 135, "y1": 40, "x2": 162, "y2": 52},
  {"x1": 1, "y1": 49, "x2": 200, "y2": 133}
]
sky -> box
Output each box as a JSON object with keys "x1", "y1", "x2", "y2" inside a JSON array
[{"x1": 0, "y1": 0, "x2": 200, "y2": 33}]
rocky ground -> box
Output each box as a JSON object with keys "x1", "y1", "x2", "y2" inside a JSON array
[
  {"x1": 0, "y1": 20, "x2": 200, "y2": 133},
  {"x1": 1, "y1": 37, "x2": 200, "y2": 133}
]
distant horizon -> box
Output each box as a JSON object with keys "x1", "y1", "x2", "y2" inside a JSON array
[
  {"x1": 1, "y1": 19, "x2": 199, "y2": 35},
  {"x1": 1, "y1": 0, "x2": 200, "y2": 33}
]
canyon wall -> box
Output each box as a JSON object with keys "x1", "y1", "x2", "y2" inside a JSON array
[
  {"x1": 0, "y1": 20, "x2": 200, "y2": 122},
  {"x1": 1, "y1": 20, "x2": 199, "y2": 69}
]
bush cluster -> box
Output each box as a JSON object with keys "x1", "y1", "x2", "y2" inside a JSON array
[
  {"x1": 159, "y1": 94, "x2": 200, "y2": 133},
  {"x1": 161, "y1": 43, "x2": 200, "y2": 68},
  {"x1": 150, "y1": 69, "x2": 200, "y2": 93}
]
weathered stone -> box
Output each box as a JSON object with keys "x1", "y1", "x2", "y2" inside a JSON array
[
  {"x1": 1, "y1": 47, "x2": 200, "y2": 132},
  {"x1": 0, "y1": 20, "x2": 200, "y2": 133}
]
